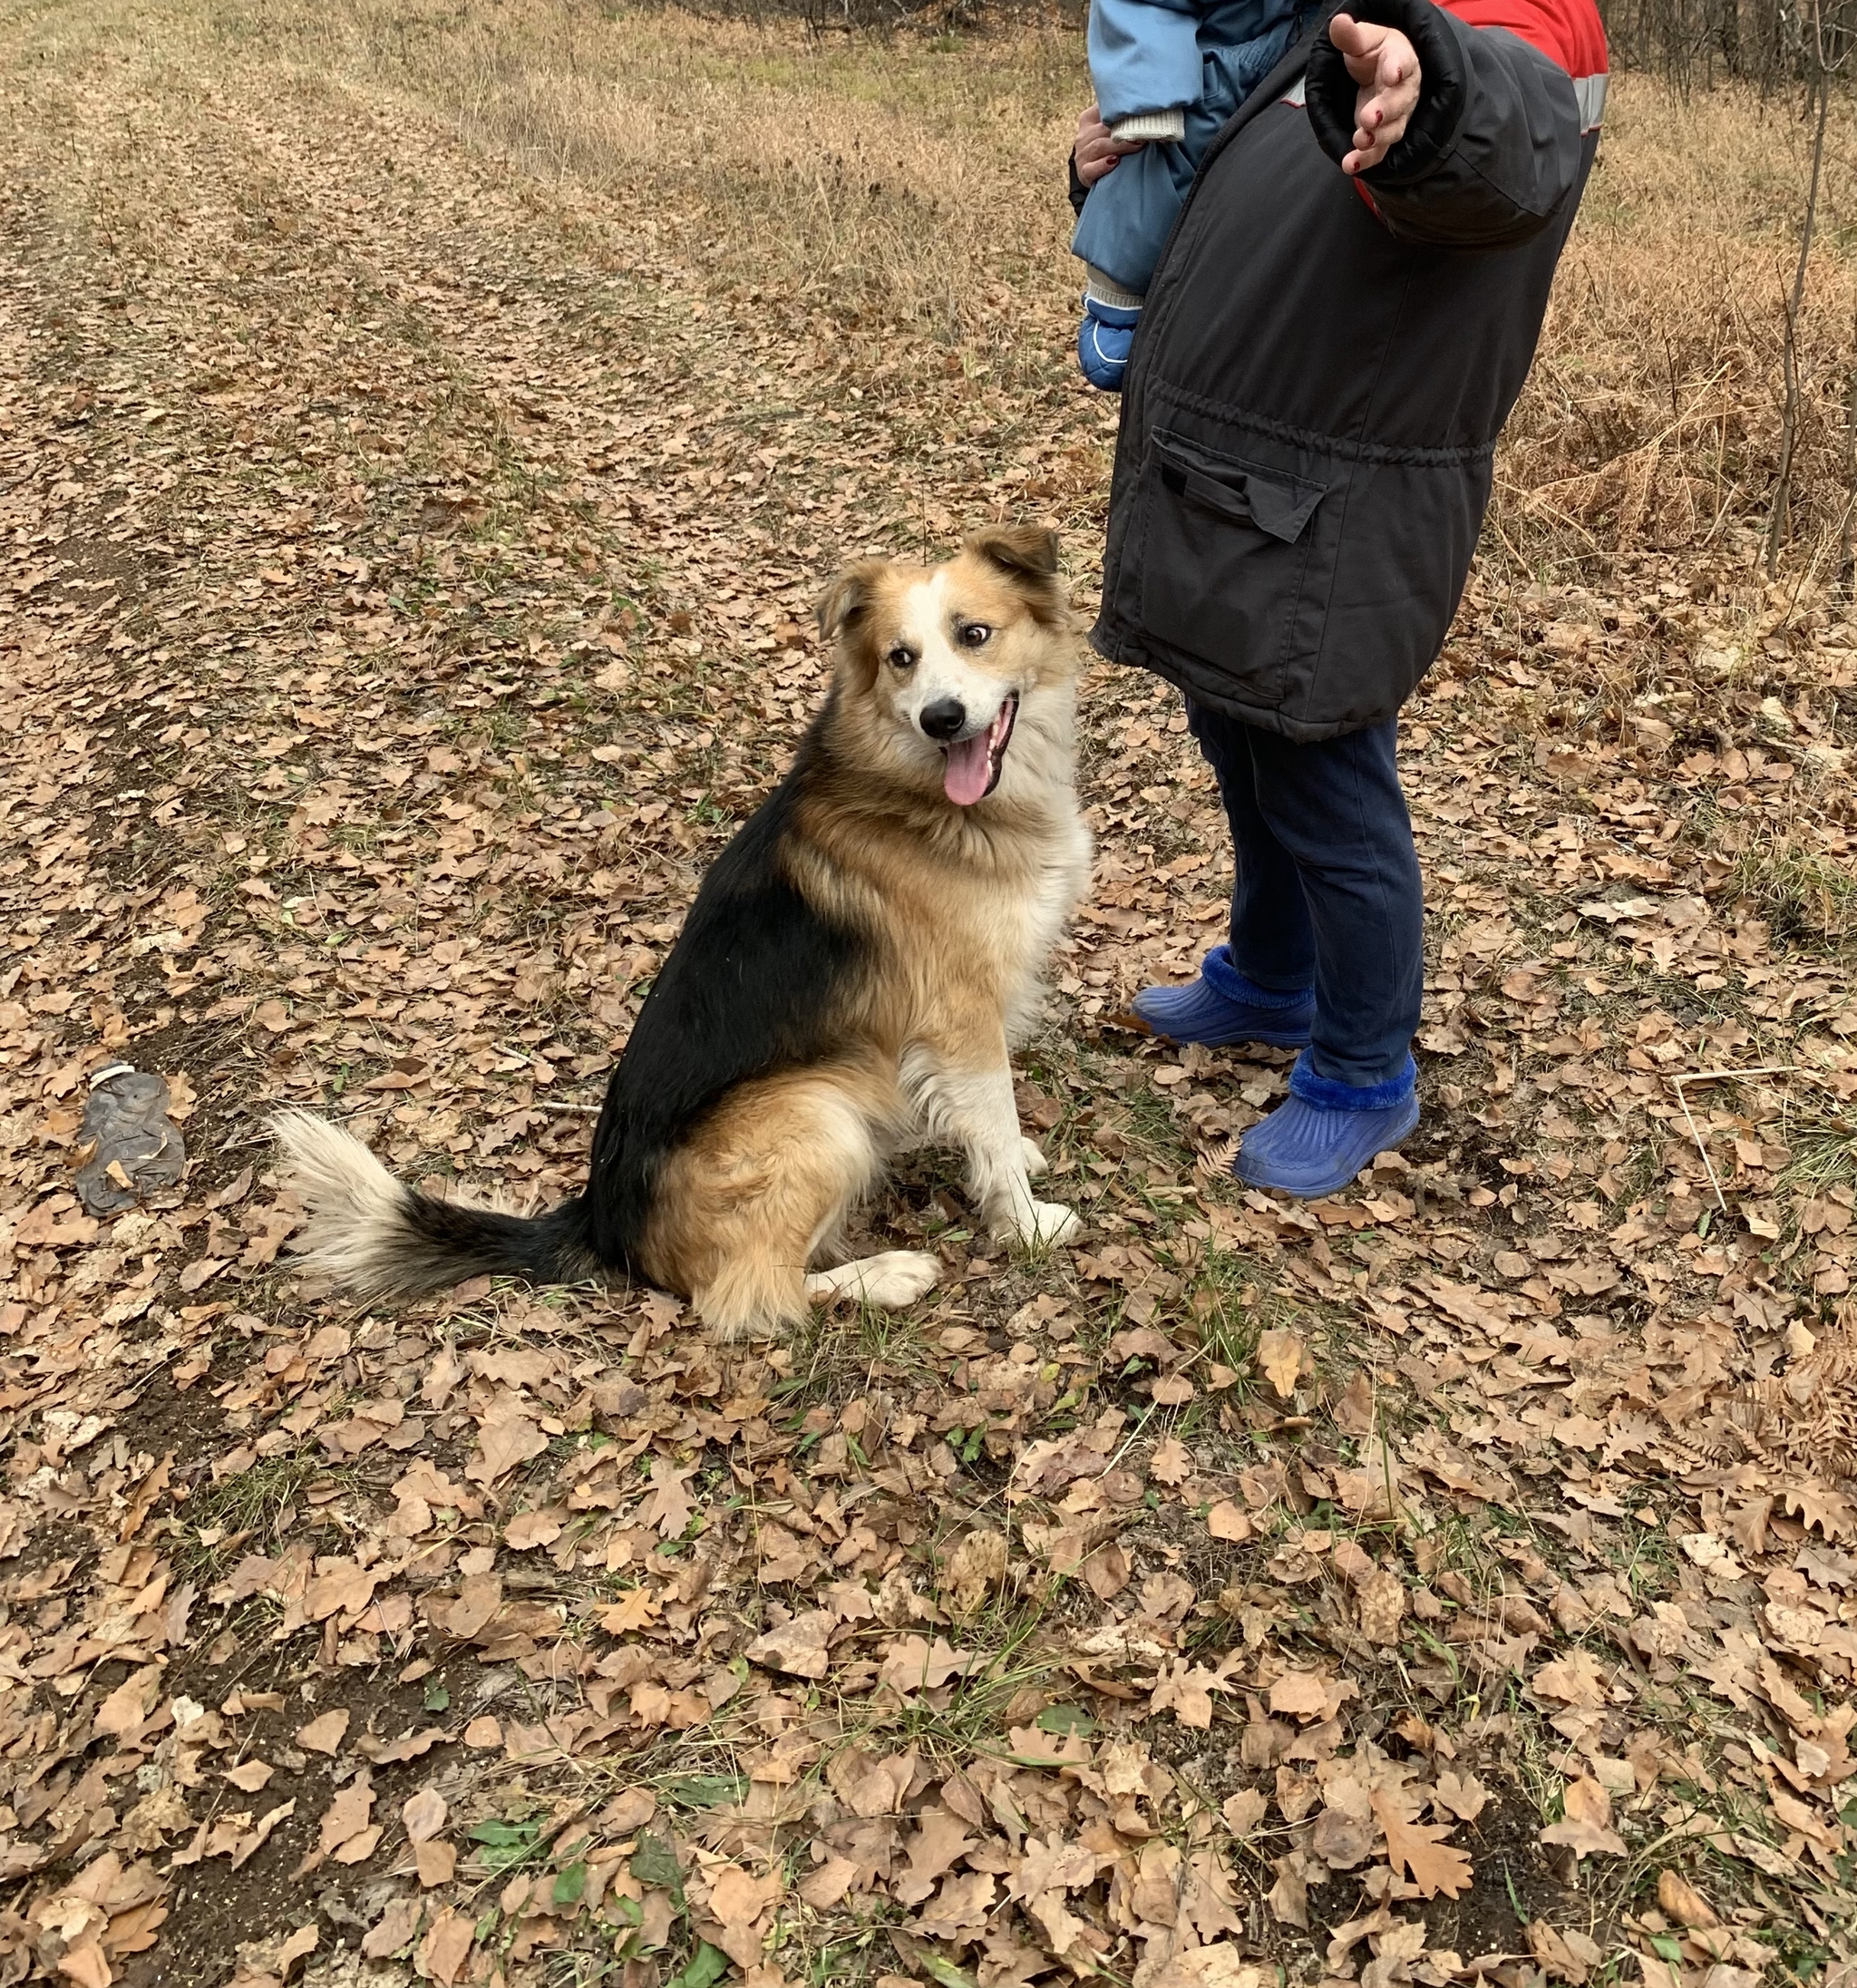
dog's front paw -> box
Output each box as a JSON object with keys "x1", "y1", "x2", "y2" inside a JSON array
[
  {"x1": 856, "y1": 1250, "x2": 941, "y2": 1309},
  {"x1": 1020, "y1": 1135, "x2": 1049, "y2": 1178},
  {"x1": 998, "y1": 1200, "x2": 1081, "y2": 1250}
]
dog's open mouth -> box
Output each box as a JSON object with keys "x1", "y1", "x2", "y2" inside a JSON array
[{"x1": 942, "y1": 694, "x2": 1019, "y2": 807}]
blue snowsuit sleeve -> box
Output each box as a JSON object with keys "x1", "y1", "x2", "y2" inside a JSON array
[
  {"x1": 1073, "y1": 143, "x2": 1201, "y2": 297},
  {"x1": 1090, "y1": 0, "x2": 1206, "y2": 122}
]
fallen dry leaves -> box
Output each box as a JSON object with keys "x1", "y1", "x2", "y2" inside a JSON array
[{"x1": 0, "y1": 5, "x2": 1855, "y2": 1988}]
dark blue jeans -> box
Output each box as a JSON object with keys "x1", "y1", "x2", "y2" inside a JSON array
[{"x1": 1186, "y1": 702, "x2": 1423, "y2": 1088}]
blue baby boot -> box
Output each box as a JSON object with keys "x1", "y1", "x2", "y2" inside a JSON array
[
  {"x1": 1236, "y1": 1052, "x2": 1420, "y2": 1200},
  {"x1": 1078, "y1": 294, "x2": 1140, "y2": 392},
  {"x1": 1130, "y1": 944, "x2": 1314, "y2": 1048}
]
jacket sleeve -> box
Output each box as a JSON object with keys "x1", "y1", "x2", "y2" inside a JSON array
[
  {"x1": 1305, "y1": 0, "x2": 1586, "y2": 249},
  {"x1": 1090, "y1": 0, "x2": 1206, "y2": 125}
]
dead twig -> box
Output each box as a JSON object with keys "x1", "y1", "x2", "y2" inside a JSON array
[{"x1": 1667, "y1": 1065, "x2": 1804, "y2": 1212}]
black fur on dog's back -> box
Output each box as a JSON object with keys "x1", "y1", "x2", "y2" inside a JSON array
[
  {"x1": 272, "y1": 696, "x2": 875, "y2": 1301},
  {"x1": 585, "y1": 702, "x2": 872, "y2": 1268}
]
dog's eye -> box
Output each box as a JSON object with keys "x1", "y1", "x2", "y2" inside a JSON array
[
  {"x1": 958, "y1": 623, "x2": 992, "y2": 648},
  {"x1": 887, "y1": 646, "x2": 917, "y2": 670}
]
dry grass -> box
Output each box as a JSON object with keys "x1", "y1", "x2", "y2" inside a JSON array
[
  {"x1": 21, "y1": 0, "x2": 1857, "y2": 574},
  {"x1": 1508, "y1": 73, "x2": 1857, "y2": 570},
  {"x1": 190, "y1": 0, "x2": 1857, "y2": 580},
  {"x1": 293, "y1": 1, "x2": 1086, "y2": 375}
]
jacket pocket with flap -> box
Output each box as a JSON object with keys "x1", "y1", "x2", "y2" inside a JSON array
[{"x1": 1134, "y1": 430, "x2": 1335, "y2": 710}]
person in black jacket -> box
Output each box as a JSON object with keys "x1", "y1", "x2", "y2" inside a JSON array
[{"x1": 1076, "y1": 0, "x2": 1607, "y2": 1197}]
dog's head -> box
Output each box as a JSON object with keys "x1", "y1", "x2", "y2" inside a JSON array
[{"x1": 816, "y1": 527, "x2": 1076, "y2": 807}]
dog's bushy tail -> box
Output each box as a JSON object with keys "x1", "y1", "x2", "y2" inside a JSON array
[{"x1": 270, "y1": 1110, "x2": 602, "y2": 1301}]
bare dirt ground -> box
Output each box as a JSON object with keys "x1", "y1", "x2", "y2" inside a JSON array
[{"x1": 5, "y1": 5, "x2": 1857, "y2": 1988}]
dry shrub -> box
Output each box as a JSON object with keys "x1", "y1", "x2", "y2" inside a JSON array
[
  {"x1": 1499, "y1": 73, "x2": 1857, "y2": 573},
  {"x1": 245, "y1": 0, "x2": 1857, "y2": 576}
]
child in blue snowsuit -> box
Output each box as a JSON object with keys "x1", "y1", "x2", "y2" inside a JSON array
[{"x1": 1074, "y1": 0, "x2": 1306, "y2": 389}]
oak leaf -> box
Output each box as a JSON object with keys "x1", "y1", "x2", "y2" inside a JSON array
[
  {"x1": 295, "y1": 1710, "x2": 349, "y2": 1757},
  {"x1": 1540, "y1": 1778, "x2": 1626, "y2": 1859},
  {"x1": 878, "y1": 1634, "x2": 977, "y2": 1698},
  {"x1": 465, "y1": 1399, "x2": 548, "y2": 1486},
  {"x1": 402, "y1": 1788, "x2": 447, "y2": 1843},
  {"x1": 1207, "y1": 1501, "x2": 1252, "y2": 1542},
  {"x1": 417, "y1": 1909, "x2": 473, "y2": 1987},
  {"x1": 1531, "y1": 1649, "x2": 1609, "y2": 1708},
  {"x1": 744, "y1": 1610, "x2": 835, "y2": 1679},
  {"x1": 642, "y1": 1456, "x2": 699, "y2": 1537},
  {"x1": 1150, "y1": 1435, "x2": 1192, "y2": 1484},
  {"x1": 1432, "y1": 1771, "x2": 1489, "y2": 1823},
  {"x1": 894, "y1": 1807, "x2": 977, "y2": 1907},
  {"x1": 1257, "y1": 1329, "x2": 1306, "y2": 1399},
  {"x1": 1371, "y1": 1792, "x2": 1472, "y2": 1898},
  {"x1": 303, "y1": 1560, "x2": 384, "y2": 1623},
  {"x1": 1269, "y1": 1671, "x2": 1355, "y2": 1721}
]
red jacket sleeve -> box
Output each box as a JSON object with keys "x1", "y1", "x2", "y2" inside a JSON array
[
  {"x1": 1444, "y1": 0, "x2": 1608, "y2": 123},
  {"x1": 1307, "y1": 0, "x2": 1601, "y2": 248}
]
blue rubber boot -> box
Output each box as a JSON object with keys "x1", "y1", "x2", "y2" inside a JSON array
[
  {"x1": 1235, "y1": 1052, "x2": 1420, "y2": 1199},
  {"x1": 1078, "y1": 296, "x2": 1140, "y2": 392},
  {"x1": 1130, "y1": 944, "x2": 1313, "y2": 1048}
]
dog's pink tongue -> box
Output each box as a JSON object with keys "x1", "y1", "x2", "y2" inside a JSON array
[{"x1": 943, "y1": 736, "x2": 992, "y2": 806}]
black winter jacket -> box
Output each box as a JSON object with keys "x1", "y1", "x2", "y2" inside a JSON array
[{"x1": 1086, "y1": 0, "x2": 1603, "y2": 740}]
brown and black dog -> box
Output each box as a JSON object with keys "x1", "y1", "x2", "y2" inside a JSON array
[{"x1": 273, "y1": 526, "x2": 1092, "y2": 1338}]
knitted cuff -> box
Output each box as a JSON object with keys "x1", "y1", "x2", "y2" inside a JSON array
[
  {"x1": 1288, "y1": 1050, "x2": 1417, "y2": 1112},
  {"x1": 1110, "y1": 109, "x2": 1188, "y2": 144},
  {"x1": 1200, "y1": 944, "x2": 1313, "y2": 1010},
  {"x1": 1083, "y1": 266, "x2": 1145, "y2": 311}
]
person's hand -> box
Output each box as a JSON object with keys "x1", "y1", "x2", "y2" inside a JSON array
[
  {"x1": 1074, "y1": 102, "x2": 1146, "y2": 188},
  {"x1": 1327, "y1": 15, "x2": 1421, "y2": 174}
]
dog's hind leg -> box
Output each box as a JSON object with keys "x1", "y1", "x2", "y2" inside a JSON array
[
  {"x1": 649, "y1": 1069, "x2": 893, "y2": 1341},
  {"x1": 805, "y1": 1251, "x2": 939, "y2": 1310}
]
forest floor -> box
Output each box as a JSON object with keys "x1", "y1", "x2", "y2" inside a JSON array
[{"x1": 5, "y1": 4, "x2": 1857, "y2": 1988}]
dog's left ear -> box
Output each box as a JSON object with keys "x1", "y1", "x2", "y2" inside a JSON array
[{"x1": 965, "y1": 526, "x2": 1070, "y2": 627}]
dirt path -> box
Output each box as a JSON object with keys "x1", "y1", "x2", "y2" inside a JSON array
[{"x1": 5, "y1": 5, "x2": 1857, "y2": 1987}]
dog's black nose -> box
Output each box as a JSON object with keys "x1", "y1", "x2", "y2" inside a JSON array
[{"x1": 919, "y1": 697, "x2": 967, "y2": 742}]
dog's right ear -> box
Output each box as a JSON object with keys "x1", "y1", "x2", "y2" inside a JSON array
[
  {"x1": 966, "y1": 524, "x2": 1060, "y2": 580},
  {"x1": 816, "y1": 559, "x2": 889, "y2": 646}
]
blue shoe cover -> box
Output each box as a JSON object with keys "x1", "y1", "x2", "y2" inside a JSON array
[
  {"x1": 1078, "y1": 295, "x2": 1140, "y2": 392},
  {"x1": 1130, "y1": 944, "x2": 1313, "y2": 1048},
  {"x1": 1235, "y1": 1053, "x2": 1420, "y2": 1199}
]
